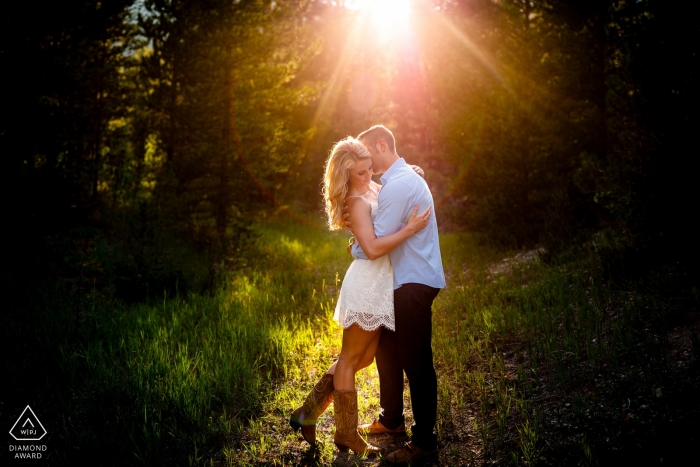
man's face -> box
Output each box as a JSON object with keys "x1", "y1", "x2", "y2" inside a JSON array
[{"x1": 359, "y1": 138, "x2": 380, "y2": 166}]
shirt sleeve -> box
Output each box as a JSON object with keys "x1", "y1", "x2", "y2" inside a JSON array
[
  {"x1": 373, "y1": 180, "x2": 413, "y2": 237},
  {"x1": 351, "y1": 242, "x2": 369, "y2": 260}
]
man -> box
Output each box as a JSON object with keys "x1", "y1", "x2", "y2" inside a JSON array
[{"x1": 346, "y1": 124, "x2": 446, "y2": 463}]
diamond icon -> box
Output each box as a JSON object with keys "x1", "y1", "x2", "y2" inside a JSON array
[{"x1": 9, "y1": 406, "x2": 47, "y2": 441}]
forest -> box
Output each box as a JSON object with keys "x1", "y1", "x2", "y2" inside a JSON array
[{"x1": 2, "y1": 0, "x2": 698, "y2": 465}]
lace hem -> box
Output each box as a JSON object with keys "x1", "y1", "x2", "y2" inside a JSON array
[{"x1": 337, "y1": 309, "x2": 396, "y2": 332}]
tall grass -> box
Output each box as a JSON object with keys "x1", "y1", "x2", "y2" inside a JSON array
[
  {"x1": 432, "y1": 234, "x2": 685, "y2": 465},
  {"x1": 7, "y1": 218, "x2": 691, "y2": 466},
  {"x1": 6, "y1": 216, "x2": 352, "y2": 466}
]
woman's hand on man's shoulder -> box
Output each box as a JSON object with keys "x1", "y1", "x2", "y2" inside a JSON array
[{"x1": 409, "y1": 164, "x2": 425, "y2": 178}]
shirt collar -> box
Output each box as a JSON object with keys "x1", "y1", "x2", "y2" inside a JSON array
[{"x1": 380, "y1": 157, "x2": 406, "y2": 185}]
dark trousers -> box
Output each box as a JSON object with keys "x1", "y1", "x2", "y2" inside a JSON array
[{"x1": 376, "y1": 283, "x2": 440, "y2": 450}]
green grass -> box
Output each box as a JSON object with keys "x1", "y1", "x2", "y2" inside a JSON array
[
  {"x1": 431, "y1": 236, "x2": 697, "y2": 465},
  {"x1": 6, "y1": 216, "x2": 697, "y2": 466},
  {"x1": 6, "y1": 216, "x2": 353, "y2": 465}
]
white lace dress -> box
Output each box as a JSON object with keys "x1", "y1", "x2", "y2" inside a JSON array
[{"x1": 334, "y1": 201, "x2": 395, "y2": 331}]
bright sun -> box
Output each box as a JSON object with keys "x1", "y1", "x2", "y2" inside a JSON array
[{"x1": 345, "y1": 0, "x2": 412, "y2": 29}]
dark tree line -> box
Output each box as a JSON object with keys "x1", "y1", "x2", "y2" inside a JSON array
[
  {"x1": 3, "y1": 0, "x2": 319, "y2": 300},
  {"x1": 2, "y1": 0, "x2": 698, "y2": 301},
  {"x1": 420, "y1": 0, "x2": 698, "y2": 267}
]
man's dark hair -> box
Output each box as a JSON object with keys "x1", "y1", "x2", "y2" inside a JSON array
[{"x1": 357, "y1": 124, "x2": 396, "y2": 153}]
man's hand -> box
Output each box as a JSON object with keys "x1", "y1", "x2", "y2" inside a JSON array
[
  {"x1": 410, "y1": 164, "x2": 425, "y2": 178},
  {"x1": 342, "y1": 204, "x2": 353, "y2": 233}
]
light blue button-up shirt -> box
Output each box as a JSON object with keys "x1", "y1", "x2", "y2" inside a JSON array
[{"x1": 351, "y1": 158, "x2": 446, "y2": 290}]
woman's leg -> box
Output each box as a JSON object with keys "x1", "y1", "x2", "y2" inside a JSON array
[
  {"x1": 332, "y1": 325, "x2": 382, "y2": 455},
  {"x1": 323, "y1": 328, "x2": 377, "y2": 375},
  {"x1": 334, "y1": 324, "x2": 381, "y2": 391},
  {"x1": 356, "y1": 329, "x2": 381, "y2": 372}
]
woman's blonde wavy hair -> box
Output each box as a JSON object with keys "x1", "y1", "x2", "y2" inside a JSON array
[{"x1": 322, "y1": 137, "x2": 372, "y2": 231}]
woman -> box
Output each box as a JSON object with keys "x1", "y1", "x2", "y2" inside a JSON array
[{"x1": 289, "y1": 137, "x2": 430, "y2": 455}]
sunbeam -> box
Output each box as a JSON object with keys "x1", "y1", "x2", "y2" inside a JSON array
[{"x1": 345, "y1": 0, "x2": 412, "y2": 36}]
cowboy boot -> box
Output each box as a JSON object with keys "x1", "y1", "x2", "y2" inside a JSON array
[
  {"x1": 289, "y1": 373, "x2": 335, "y2": 445},
  {"x1": 333, "y1": 390, "x2": 382, "y2": 456}
]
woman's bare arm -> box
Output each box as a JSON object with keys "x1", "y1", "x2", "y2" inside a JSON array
[
  {"x1": 345, "y1": 167, "x2": 423, "y2": 233},
  {"x1": 347, "y1": 197, "x2": 430, "y2": 260}
]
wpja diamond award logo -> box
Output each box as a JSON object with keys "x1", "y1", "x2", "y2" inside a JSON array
[{"x1": 9, "y1": 405, "x2": 48, "y2": 459}]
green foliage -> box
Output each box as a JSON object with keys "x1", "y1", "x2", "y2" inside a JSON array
[
  {"x1": 2, "y1": 0, "x2": 325, "y2": 299},
  {"x1": 421, "y1": 0, "x2": 697, "y2": 257},
  {"x1": 4, "y1": 1, "x2": 697, "y2": 299}
]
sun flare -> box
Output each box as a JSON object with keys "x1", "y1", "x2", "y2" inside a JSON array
[{"x1": 345, "y1": 0, "x2": 412, "y2": 30}]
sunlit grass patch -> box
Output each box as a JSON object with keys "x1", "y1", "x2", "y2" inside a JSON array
[
  {"x1": 14, "y1": 217, "x2": 694, "y2": 466},
  {"x1": 19, "y1": 215, "x2": 356, "y2": 465}
]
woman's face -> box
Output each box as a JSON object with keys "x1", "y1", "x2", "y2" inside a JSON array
[{"x1": 348, "y1": 157, "x2": 372, "y2": 191}]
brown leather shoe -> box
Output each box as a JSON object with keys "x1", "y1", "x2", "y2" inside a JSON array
[
  {"x1": 386, "y1": 441, "x2": 437, "y2": 464},
  {"x1": 358, "y1": 419, "x2": 406, "y2": 435}
]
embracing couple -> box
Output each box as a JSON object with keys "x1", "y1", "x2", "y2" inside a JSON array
[{"x1": 289, "y1": 125, "x2": 446, "y2": 463}]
